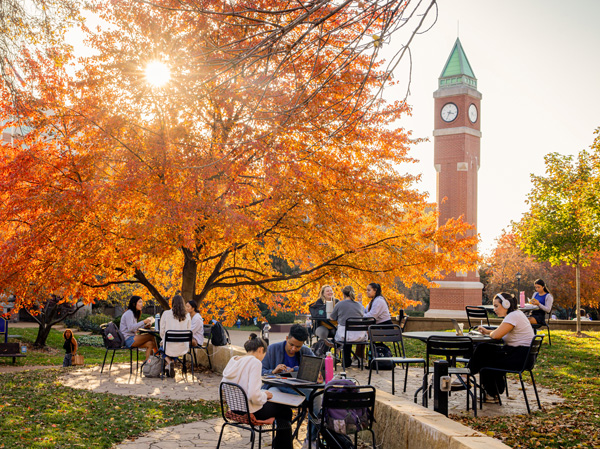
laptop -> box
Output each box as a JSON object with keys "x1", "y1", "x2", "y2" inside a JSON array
[
  {"x1": 264, "y1": 355, "x2": 324, "y2": 386},
  {"x1": 451, "y1": 318, "x2": 483, "y2": 337},
  {"x1": 451, "y1": 319, "x2": 464, "y2": 336}
]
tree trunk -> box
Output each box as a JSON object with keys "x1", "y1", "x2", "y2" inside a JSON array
[
  {"x1": 576, "y1": 263, "x2": 581, "y2": 335},
  {"x1": 28, "y1": 299, "x2": 85, "y2": 348},
  {"x1": 34, "y1": 323, "x2": 53, "y2": 348},
  {"x1": 181, "y1": 248, "x2": 197, "y2": 303}
]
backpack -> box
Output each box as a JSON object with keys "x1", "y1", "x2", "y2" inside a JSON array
[
  {"x1": 142, "y1": 354, "x2": 163, "y2": 378},
  {"x1": 102, "y1": 322, "x2": 125, "y2": 349},
  {"x1": 309, "y1": 300, "x2": 327, "y2": 320},
  {"x1": 370, "y1": 344, "x2": 394, "y2": 370},
  {"x1": 321, "y1": 427, "x2": 354, "y2": 449},
  {"x1": 210, "y1": 321, "x2": 229, "y2": 346},
  {"x1": 311, "y1": 339, "x2": 331, "y2": 357},
  {"x1": 323, "y1": 379, "x2": 369, "y2": 435}
]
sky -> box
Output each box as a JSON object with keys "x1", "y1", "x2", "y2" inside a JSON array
[{"x1": 382, "y1": 0, "x2": 600, "y2": 255}]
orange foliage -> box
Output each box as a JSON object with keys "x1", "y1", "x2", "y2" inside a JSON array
[
  {"x1": 485, "y1": 231, "x2": 600, "y2": 310},
  {"x1": 0, "y1": 1, "x2": 477, "y2": 323}
]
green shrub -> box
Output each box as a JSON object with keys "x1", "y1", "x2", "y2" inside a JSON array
[
  {"x1": 65, "y1": 313, "x2": 113, "y2": 334},
  {"x1": 76, "y1": 335, "x2": 104, "y2": 347},
  {"x1": 266, "y1": 312, "x2": 297, "y2": 324}
]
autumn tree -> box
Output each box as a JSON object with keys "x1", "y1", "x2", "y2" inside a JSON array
[
  {"x1": 515, "y1": 137, "x2": 600, "y2": 335},
  {"x1": 483, "y1": 231, "x2": 550, "y2": 300},
  {"x1": 1, "y1": 0, "x2": 479, "y2": 324}
]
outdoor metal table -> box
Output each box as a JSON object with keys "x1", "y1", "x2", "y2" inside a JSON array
[
  {"x1": 262, "y1": 377, "x2": 325, "y2": 440},
  {"x1": 138, "y1": 328, "x2": 162, "y2": 347},
  {"x1": 403, "y1": 331, "x2": 493, "y2": 344}
]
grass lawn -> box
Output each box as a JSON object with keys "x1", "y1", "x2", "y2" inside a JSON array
[
  {"x1": 449, "y1": 330, "x2": 600, "y2": 448},
  {"x1": 0, "y1": 328, "x2": 219, "y2": 448},
  {"x1": 0, "y1": 369, "x2": 219, "y2": 448}
]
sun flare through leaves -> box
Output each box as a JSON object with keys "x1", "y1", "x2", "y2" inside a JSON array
[{"x1": 144, "y1": 61, "x2": 170, "y2": 87}]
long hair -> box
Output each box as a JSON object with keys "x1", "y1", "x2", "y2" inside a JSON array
[
  {"x1": 127, "y1": 295, "x2": 142, "y2": 320},
  {"x1": 317, "y1": 285, "x2": 333, "y2": 303},
  {"x1": 171, "y1": 295, "x2": 187, "y2": 321},
  {"x1": 342, "y1": 285, "x2": 356, "y2": 301},
  {"x1": 534, "y1": 279, "x2": 550, "y2": 294},
  {"x1": 63, "y1": 329, "x2": 75, "y2": 341},
  {"x1": 367, "y1": 283, "x2": 387, "y2": 311}
]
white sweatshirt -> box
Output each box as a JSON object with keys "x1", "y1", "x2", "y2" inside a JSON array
[
  {"x1": 159, "y1": 310, "x2": 191, "y2": 357},
  {"x1": 221, "y1": 355, "x2": 268, "y2": 413}
]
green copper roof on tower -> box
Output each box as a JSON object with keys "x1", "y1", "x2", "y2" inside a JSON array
[{"x1": 439, "y1": 38, "x2": 477, "y2": 89}]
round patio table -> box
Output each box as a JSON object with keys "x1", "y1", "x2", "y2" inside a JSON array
[{"x1": 403, "y1": 331, "x2": 493, "y2": 343}]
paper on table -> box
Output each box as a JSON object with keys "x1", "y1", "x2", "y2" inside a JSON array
[{"x1": 267, "y1": 390, "x2": 305, "y2": 407}]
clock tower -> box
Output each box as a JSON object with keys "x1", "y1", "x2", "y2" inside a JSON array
[{"x1": 427, "y1": 38, "x2": 483, "y2": 317}]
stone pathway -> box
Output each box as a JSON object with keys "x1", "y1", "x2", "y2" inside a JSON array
[
  {"x1": 115, "y1": 418, "x2": 294, "y2": 449},
  {"x1": 60, "y1": 360, "x2": 563, "y2": 418}
]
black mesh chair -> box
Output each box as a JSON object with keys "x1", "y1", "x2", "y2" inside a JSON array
[
  {"x1": 161, "y1": 330, "x2": 194, "y2": 378},
  {"x1": 531, "y1": 311, "x2": 552, "y2": 345},
  {"x1": 417, "y1": 335, "x2": 477, "y2": 416},
  {"x1": 367, "y1": 324, "x2": 426, "y2": 395},
  {"x1": 307, "y1": 383, "x2": 377, "y2": 449},
  {"x1": 217, "y1": 382, "x2": 283, "y2": 449},
  {"x1": 465, "y1": 306, "x2": 495, "y2": 330},
  {"x1": 479, "y1": 335, "x2": 544, "y2": 413},
  {"x1": 192, "y1": 326, "x2": 213, "y2": 370},
  {"x1": 337, "y1": 317, "x2": 376, "y2": 371}
]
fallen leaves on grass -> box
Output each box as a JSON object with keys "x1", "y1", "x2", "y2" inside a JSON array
[{"x1": 455, "y1": 331, "x2": 600, "y2": 449}]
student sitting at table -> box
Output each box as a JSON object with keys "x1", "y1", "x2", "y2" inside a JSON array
[
  {"x1": 364, "y1": 282, "x2": 393, "y2": 325},
  {"x1": 529, "y1": 279, "x2": 554, "y2": 326},
  {"x1": 468, "y1": 292, "x2": 534, "y2": 401},
  {"x1": 262, "y1": 324, "x2": 315, "y2": 375},
  {"x1": 331, "y1": 285, "x2": 366, "y2": 368},
  {"x1": 261, "y1": 323, "x2": 320, "y2": 449},
  {"x1": 222, "y1": 333, "x2": 293, "y2": 449},
  {"x1": 119, "y1": 295, "x2": 158, "y2": 361},
  {"x1": 185, "y1": 300, "x2": 204, "y2": 347},
  {"x1": 159, "y1": 294, "x2": 191, "y2": 378},
  {"x1": 309, "y1": 285, "x2": 339, "y2": 343}
]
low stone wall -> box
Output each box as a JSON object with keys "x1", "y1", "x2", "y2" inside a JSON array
[
  {"x1": 192, "y1": 344, "x2": 245, "y2": 374},
  {"x1": 373, "y1": 391, "x2": 509, "y2": 449},
  {"x1": 194, "y1": 343, "x2": 509, "y2": 449}
]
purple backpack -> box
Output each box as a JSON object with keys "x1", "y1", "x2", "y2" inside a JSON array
[{"x1": 324, "y1": 379, "x2": 369, "y2": 435}]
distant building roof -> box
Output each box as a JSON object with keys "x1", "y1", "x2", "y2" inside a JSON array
[{"x1": 438, "y1": 38, "x2": 477, "y2": 89}]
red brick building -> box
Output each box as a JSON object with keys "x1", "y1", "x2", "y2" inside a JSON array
[{"x1": 426, "y1": 39, "x2": 483, "y2": 317}]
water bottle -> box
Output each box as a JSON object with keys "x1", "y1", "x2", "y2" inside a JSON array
[
  {"x1": 155, "y1": 313, "x2": 160, "y2": 331},
  {"x1": 324, "y1": 352, "x2": 334, "y2": 383}
]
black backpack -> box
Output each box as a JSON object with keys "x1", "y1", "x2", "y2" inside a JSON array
[
  {"x1": 370, "y1": 344, "x2": 394, "y2": 370},
  {"x1": 102, "y1": 322, "x2": 125, "y2": 349},
  {"x1": 321, "y1": 427, "x2": 354, "y2": 449},
  {"x1": 311, "y1": 339, "x2": 331, "y2": 357},
  {"x1": 210, "y1": 321, "x2": 229, "y2": 346}
]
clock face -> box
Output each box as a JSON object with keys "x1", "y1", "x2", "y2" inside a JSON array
[
  {"x1": 468, "y1": 104, "x2": 478, "y2": 123},
  {"x1": 441, "y1": 103, "x2": 458, "y2": 122}
]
